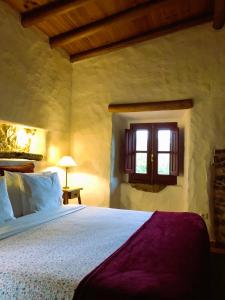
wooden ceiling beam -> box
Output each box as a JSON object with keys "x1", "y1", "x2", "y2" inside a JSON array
[
  {"x1": 70, "y1": 14, "x2": 212, "y2": 62},
  {"x1": 21, "y1": 0, "x2": 92, "y2": 27},
  {"x1": 50, "y1": 0, "x2": 167, "y2": 48},
  {"x1": 108, "y1": 99, "x2": 193, "y2": 113},
  {"x1": 213, "y1": 0, "x2": 225, "y2": 29}
]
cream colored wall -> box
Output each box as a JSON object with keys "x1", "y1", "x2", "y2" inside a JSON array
[
  {"x1": 0, "y1": 2, "x2": 72, "y2": 169},
  {"x1": 71, "y1": 23, "x2": 225, "y2": 235},
  {"x1": 2, "y1": 0, "x2": 225, "y2": 236}
]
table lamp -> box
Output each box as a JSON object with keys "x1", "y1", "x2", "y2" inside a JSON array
[{"x1": 58, "y1": 156, "x2": 77, "y2": 189}]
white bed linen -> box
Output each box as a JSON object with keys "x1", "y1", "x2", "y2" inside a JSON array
[
  {"x1": 0, "y1": 206, "x2": 152, "y2": 300},
  {"x1": 0, "y1": 205, "x2": 85, "y2": 240}
]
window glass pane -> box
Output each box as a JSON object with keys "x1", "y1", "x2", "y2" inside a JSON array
[
  {"x1": 136, "y1": 153, "x2": 147, "y2": 174},
  {"x1": 136, "y1": 130, "x2": 148, "y2": 151},
  {"x1": 158, "y1": 130, "x2": 171, "y2": 151},
  {"x1": 158, "y1": 153, "x2": 170, "y2": 175}
]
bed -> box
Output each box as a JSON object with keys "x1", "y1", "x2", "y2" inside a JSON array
[
  {"x1": 0, "y1": 162, "x2": 210, "y2": 300},
  {"x1": 0, "y1": 205, "x2": 151, "y2": 299}
]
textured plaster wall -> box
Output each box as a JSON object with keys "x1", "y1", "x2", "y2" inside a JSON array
[
  {"x1": 0, "y1": 2, "x2": 72, "y2": 168},
  {"x1": 71, "y1": 23, "x2": 225, "y2": 234}
]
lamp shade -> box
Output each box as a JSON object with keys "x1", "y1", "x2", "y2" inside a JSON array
[{"x1": 58, "y1": 156, "x2": 77, "y2": 168}]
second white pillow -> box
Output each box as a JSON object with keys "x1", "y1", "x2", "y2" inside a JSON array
[
  {"x1": 19, "y1": 172, "x2": 63, "y2": 215},
  {"x1": 0, "y1": 176, "x2": 15, "y2": 224}
]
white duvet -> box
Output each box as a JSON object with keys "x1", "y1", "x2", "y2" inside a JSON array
[{"x1": 0, "y1": 205, "x2": 152, "y2": 300}]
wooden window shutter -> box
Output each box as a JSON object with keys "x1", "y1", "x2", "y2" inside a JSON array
[
  {"x1": 124, "y1": 129, "x2": 135, "y2": 174},
  {"x1": 170, "y1": 127, "x2": 179, "y2": 176}
]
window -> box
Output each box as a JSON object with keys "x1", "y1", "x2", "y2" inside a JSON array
[{"x1": 125, "y1": 122, "x2": 179, "y2": 185}]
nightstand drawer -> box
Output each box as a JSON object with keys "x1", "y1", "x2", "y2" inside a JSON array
[
  {"x1": 68, "y1": 190, "x2": 79, "y2": 198},
  {"x1": 62, "y1": 187, "x2": 83, "y2": 205}
]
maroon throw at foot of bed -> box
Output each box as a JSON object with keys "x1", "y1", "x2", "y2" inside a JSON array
[{"x1": 73, "y1": 211, "x2": 210, "y2": 300}]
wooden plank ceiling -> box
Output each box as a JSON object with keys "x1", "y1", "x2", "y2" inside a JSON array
[{"x1": 5, "y1": 0, "x2": 225, "y2": 63}]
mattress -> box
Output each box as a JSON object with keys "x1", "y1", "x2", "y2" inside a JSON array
[{"x1": 0, "y1": 205, "x2": 151, "y2": 300}]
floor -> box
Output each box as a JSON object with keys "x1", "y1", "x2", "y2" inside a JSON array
[{"x1": 210, "y1": 253, "x2": 225, "y2": 299}]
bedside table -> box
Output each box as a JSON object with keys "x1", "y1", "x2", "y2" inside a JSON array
[{"x1": 62, "y1": 187, "x2": 83, "y2": 205}]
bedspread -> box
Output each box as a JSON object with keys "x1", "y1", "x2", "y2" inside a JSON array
[
  {"x1": 0, "y1": 206, "x2": 151, "y2": 300},
  {"x1": 74, "y1": 211, "x2": 210, "y2": 300}
]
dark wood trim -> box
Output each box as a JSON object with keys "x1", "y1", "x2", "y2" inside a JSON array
[
  {"x1": 211, "y1": 246, "x2": 225, "y2": 254},
  {"x1": 0, "y1": 152, "x2": 43, "y2": 161},
  {"x1": 50, "y1": 0, "x2": 166, "y2": 48},
  {"x1": 70, "y1": 15, "x2": 212, "y2": 62},
  {"x1": 21, "y1": 0, "x2": 91, "y2": 27},
  {"x1": 213, "y1": 0, "x2": 225, "y2": 29},
  {"x1": 210, "y1": 241, "x2": 225, "y2": 254},
  {"x1": 108, "y1": 99, "x2": 193, "y2": 113}
]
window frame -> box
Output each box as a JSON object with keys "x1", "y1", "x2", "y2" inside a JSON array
[{"x1": 126, "y1": 122, "x2": 179, "y2": 185}]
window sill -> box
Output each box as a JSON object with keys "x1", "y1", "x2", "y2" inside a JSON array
[{"x1": 130, "y1": 183, "x2": 166, "y2": 193}]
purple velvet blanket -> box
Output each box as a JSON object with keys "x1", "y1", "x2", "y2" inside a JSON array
[{"x1": 73, "y1": 211, "x2": 210, "y2": 300}]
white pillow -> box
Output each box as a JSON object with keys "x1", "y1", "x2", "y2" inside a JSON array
[
  {"x1": 0, "y1": 176, "x2": 15, "y2": 224},
  {"x1": 5, "y1": 171, "x2": 52, "y2": 217},
  {"x1": 19, "y1": 172, "x2": 62, "y2": 215}
]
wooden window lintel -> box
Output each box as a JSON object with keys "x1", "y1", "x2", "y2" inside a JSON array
[{"x1": 108, "y1": 99, "x2": 193, "y2": 113}]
